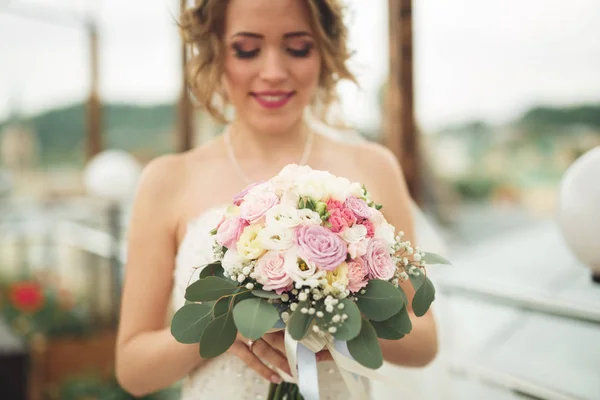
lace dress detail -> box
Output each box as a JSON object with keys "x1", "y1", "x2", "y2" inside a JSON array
[{"x1": 172, "y1": 207, "x2": 370, "y2": 400}]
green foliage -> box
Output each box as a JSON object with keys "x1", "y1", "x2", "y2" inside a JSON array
[
  {"x1": 185, "y1": 276, "x2": 239, "y2": 302},
  {"x1": 287, "y1": 302, "x2": 314, "y2": 340},
  {"x1": 199, "y1": 262, "x2": 227, "y2": 280},
  {"x1": 371, "y1": 305, "x2": 412, "y2": 340},
  {"x1": 412, "y1": 277, "x2": 436, "y2": 317},
  {"x1": 232, "y1": 298, "x2": 280, "y2": 340},
  {"x1": 356, "y1": 280, "x2": 404, "y2": 322},
  {"x1": 347, "y1": 319, "x2": 383, "y2": 369},
  {"x1": 170, "y1": 304, "x2": 213, "y2": 344},
  {"x1": 331, "y1": 299, "x2": 362, "y2": 341},
  {"x1": 423, "y1": 252, "x2": 452, "y2": 265},
  {"x1": 199, "y1": 312, "x2": 238, "y2": 358},
  {"x1": 520, "y1": 105, "x2": 600, "y2": 129}
]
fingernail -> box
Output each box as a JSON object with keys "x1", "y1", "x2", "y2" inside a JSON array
[{"x1": 271, "y1": 375, "x2": 282, "y2": 384}]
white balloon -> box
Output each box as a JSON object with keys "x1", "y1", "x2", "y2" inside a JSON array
[
  {"x1": 83, "y1": 150, "x2": 142, "y2": 202},
  {"x1": 557, "y1": 146, "x2": 600, "y2": 280}
]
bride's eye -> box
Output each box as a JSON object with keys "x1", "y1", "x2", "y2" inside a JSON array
[
  {"x1": 287, "y1": 44, "x2": 313, "y2": 58},
  {"x1": 232, "y1": 43, "x2": 260, "y2": 59}
]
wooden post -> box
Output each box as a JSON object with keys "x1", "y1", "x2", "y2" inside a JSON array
[
  {"x1": 176, "y1": 0, "x2": 195, "y2": 153},
  {"x1": 86, "y1": 22, "x2": 102, "y2": 161},
  {"x1": 385, "y1": 0, "x2": 421, "y2": 204}
]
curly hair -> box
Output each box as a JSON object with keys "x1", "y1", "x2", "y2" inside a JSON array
[{"x1": 179, "y1": 0, "x2": 356, "y2": 124}]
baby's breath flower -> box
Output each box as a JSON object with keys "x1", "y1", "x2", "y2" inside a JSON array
[
  {"x1": 316, "y1": 311, "x2": 324, "y2": 318},
  {"x1": 312, "y1": 325, "x2": 320, "y2": 333},
  {"x1": 328, "y1": 327, "x2": 337, "y2": 333},
  {"x1": 245, "y1": 283, "x2": 255, "y2": 290}
]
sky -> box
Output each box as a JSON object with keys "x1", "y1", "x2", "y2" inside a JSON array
[{"x1": 0, "y1": 0, "x2": 599, "y2": 132}]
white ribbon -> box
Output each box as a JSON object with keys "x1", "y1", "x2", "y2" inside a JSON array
[{"x1": 280, "y1": 328, "x2": 409, "y2": 400}]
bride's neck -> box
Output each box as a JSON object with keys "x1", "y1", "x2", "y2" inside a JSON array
[{"x1": 228, "y1": 118, "x2": 310, "y2": 161}]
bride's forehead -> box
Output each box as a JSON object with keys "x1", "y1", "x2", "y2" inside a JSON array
[{"x1": 225, "y1": 0, "x2": 313, "y2": 31}]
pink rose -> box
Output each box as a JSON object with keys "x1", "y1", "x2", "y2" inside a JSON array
[
  {"x1": 347, "y1": 257, "x2": 369, "y2": 292},
  {"x1": 294, "y1": 225, "x2": 348, "y2": 271},
  {"x1": 255, "y1": 252, "x2": 293, "y2": 294},
  {"x1": 364, "y1": 238, "x2": 395, "y2": 280},
  {"x1": 359, "y1": 219, "x2": 375, "y2": 238},
  {"x1": 339, "y1": 207, "x2": 357, "y2": 226},
  {"x1": 345, "y1": 197, "x2": 372, "y2": 219},
  {"x1": 239, "y1": 192, "x2": 279, "y2": 223},
  {"x1": 215, "y1": 216, "x2": 248, "y2": 249},
  {"x1": 328, "y1": 208, "x2": 348, "y2": 233},
  {"x1": 326, "y1": 198, "x2": 344, "y2": 211},
  {"x1": 232, "y1": 181, "x2": 265, "y2": 206}
]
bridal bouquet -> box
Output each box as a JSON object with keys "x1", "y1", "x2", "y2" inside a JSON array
[{"x1": 171, "y1": 164, "x2": 449, "y2": 400}]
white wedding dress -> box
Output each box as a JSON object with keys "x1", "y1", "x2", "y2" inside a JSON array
[{"x1": 172, "y1": 205, "x2": 370, "y2": 400}]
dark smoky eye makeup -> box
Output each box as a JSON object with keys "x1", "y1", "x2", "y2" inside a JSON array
[{"x1": 231, "y1": 42, "x2": 260, "y2": 59}]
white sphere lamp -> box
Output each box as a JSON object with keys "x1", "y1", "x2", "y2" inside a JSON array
[
  {"x1": 557, "y1": 146, "x2": 600, "y2": 283},
  {"x1": 83, "y1": 150, "x2": 142, "y2": 202}
]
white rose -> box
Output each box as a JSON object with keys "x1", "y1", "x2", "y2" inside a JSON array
[
  {"x1": 375, "y1": 222, "x2": 396, "y2": 251},
  {"x1": 348, "y1": 238, "x2": 369, "y2": 259},
  {"x1": 297, "y1": 209, "x2": 322, "y2": 225},
  {"x1": 221, "y1": 249, "x2": 245, "y2": 276},
  {"x1": 247, "y1": 181, "x2": 271, "y2": 197},
  {"x1": 296, "y1": 176, "x2": 326, "y2": 200},
  {"x1": 348, "y1": 182, "x2": 365, "y2": 198},
  {"x1": 266, "y1": 204, "x2": 301, "y2": 229},
  {"x1": 340, "y1": 224, "x2": 367, "y2": 243},
  {"x1": 257, "y1": 225, "x2": 294, "y2": 251},
  {"x1": 328, "y1": 176, "x2": 352, "y2": 201},
  {"x1": 284, "y1": 249, "x2": 324, "y2": 287}
]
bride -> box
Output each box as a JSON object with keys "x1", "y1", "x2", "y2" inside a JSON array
[{"x1": 115, "y1": 0, "x2": 438, "y2": 398}]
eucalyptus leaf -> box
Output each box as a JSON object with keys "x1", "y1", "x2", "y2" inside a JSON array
[
  {"x1": 185, "y1": 276, "x2": 238, "y2": 302},
  {"x1": 423, "y1": 252, "x2": 451, "y2": 265},
  {"x1": 409, "y1": 271, "x2": 425, "y2": 292},
  {"x1": 210, "y1": 296, "x2": 234, "y2": 318},
  {"x1": 199, "y1": 262, "x2": 227, "y2": 280},
  {"x1": 371, "y1": 305, "x2": 412, "y2": 340},
  {"x1": 234, "y1": 289, "x2": 257, "y2": 304},
  {"x1": 170, "y1": 304, "x2": 213, "y2": 344},
  {"x1": 332, "y1": 299, "x2": 362, "y2": 341},
  {"x1": 347, "y1": 319, "x2": 383, "y2": 369},
  {"x1": 199, "y1": 312, "x2": 237, "y2": 358},
  {"x1": 233, "y1": 298, "x2": 280, "y2": 340},
  {"x1": 412, "y1": 276, "x2": 435, "y2": 317},
  {"x1": 251, "y1": 289, "x2": 281, "y2": 299},
  {"x1": 288, "y1": 302, "x2": 314, "y2": 340},
  {"x1": 397, "y1": 285, "x2": 408, "y2": 306},
  {"x1": 356, "y1": 280, "x2": 404, "y2": 322}
]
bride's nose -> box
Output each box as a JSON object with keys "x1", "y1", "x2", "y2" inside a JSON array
[{"x1": 259, "y1": 49, "x2": 288, "y2": 84}]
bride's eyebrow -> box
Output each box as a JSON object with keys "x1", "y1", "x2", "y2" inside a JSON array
[{"x1": 230, "y1": 31, "x2": 313, "y2": 39}]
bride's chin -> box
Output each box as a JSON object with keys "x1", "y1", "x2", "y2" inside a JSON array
[{"x1": 247, "y1": 115, "x2": 305, "y2": 136}]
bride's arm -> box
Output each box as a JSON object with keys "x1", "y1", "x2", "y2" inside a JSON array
[
  {"x1": 357, "y1": 143, "x2": 439, "y2": 367},
  {"x1": 116, "y1": 155, "x2": 204, "y2": 396}
]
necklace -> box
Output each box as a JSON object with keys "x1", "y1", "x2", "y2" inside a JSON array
[{"x1": 223, "y1": 125, "x2": 314, "y2": 185}]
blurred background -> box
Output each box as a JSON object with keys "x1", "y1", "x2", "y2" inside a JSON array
[{"x1": 1, "y1": 0, "x2": 599, "y2": 399}]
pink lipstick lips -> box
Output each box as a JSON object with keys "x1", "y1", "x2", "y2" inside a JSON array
[{"x1": 251, "y1": 90, "x2": 295, "y2": 109}]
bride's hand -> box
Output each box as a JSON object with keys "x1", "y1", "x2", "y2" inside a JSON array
[{"x1": 228, "y1": 332, "x2": 292, "y2": 384}]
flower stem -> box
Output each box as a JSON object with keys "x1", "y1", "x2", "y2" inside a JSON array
[{"x1": 267, "y1": 382, "x2": 278, "y2": 400}]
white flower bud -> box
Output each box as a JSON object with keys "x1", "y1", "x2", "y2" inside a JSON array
[
  {"x1": 298, "y1": 292, "x2": 308, "y2": 302},
  {"x1": 245, "y1": 283, "x2": 255, "y2": 290},
  {"x1": 326, "y1": 305, "x2": 334, "y2": 313},
  {"x1": 328, "y1": 327, "x2": 337, "y2": 333},
  {"x1": 338, "y1": 303, "x2": 345, "y2": 309},
  {"x1": 342, "y1": 314, "x2": 348, "y2": 320},
  {"x1": 360, "y1": 290, "x2": 366, "y2": 295},
  {"x1": 281, "y1": 312, "x2": 290, "y2": 322},
  {"x1": 237, "y1": 274, "x2": 246, "y2": 282},
  {"x1": 316, "y1": 311, "x2": 324, "y2": 318},
  {"x1": 332, "y1": 315, "x2": 341, "y2": 323},
  {"x1": 300, "y1": 307, "x2": 308, "y2": 314},
  {"x1": 414, "y1": 253, "x2": 422, "y2": 262},
  {"x1": 312, "y1": 325, "x2": 320, "y2": 333},
  {"x1": 242, "y1": 266, "x2": 252, "y2": 275},
  {"x1": 290, "y1": 303, "x2": 298, "y2": 311},
  {"x1": 281, "y1": 293, "x2": 290, "y2": 302},
  {"x1": 308, "y1": 308, "x2": 316, "y2": 315},
  {"x1": 292, "y1": 289, "x2": 299, "y2": 295}
]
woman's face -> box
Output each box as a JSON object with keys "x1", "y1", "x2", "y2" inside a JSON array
[{"x1": 222, "y1": 0, "x2": 322, "y2": 134}]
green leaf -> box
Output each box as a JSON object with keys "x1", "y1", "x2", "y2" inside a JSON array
[
  {"x1": 347, "y1": 319, "x2": 383, "y2": 369},
  {"x1": 199, "y1": 262, "x2": 227, "y2": 280},
  {"x1": 332, "y1": 299, "x2": 362, "y2": 341},
  {"x1": 287, "y1": 302, "x2": 314, "y2": 340},
  {"x1": 356, "y1": 280, "x2": 404, "y2": 322},
  {"x1": 210, "y1": 296, "x2": 234, "y2": 317},
  {"x1": 397, "y1": 285, "x2": 408, "y2": 305},
  {"x1": 409, "y1": 271, "x2": 425, "y2": 291},
  {"x1": 371, "y1": 305, "x2": 412, "y2": 340},
  {"x1": 412, "y1": 276, "x2": 435, "y2": 317},
  {"x1": 233, "y1": 298, "x2": 280, "y2": 340},
  {"x1": 423, "y1": 252, "x2": 451, "y2": 265},
  {"x1": 170, "y1": 304, "x2": 213, "y2": 344},
  {"x1": 185, "y1": 276, "x2": 238, "y2": 302},
  {"x1": 199, "y1": 312, "x2": 237, "y2": 358},
  {"x1": 251, "y1": 289, "x2": 281, "y2": 299},
  {"x1": 234, "y1": 289, "x2": 257, "y2": 304}
]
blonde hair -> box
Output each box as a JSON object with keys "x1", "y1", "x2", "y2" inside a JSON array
[{"x1": 179, "y1": 0, "x2": 356, "y2": 124}]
